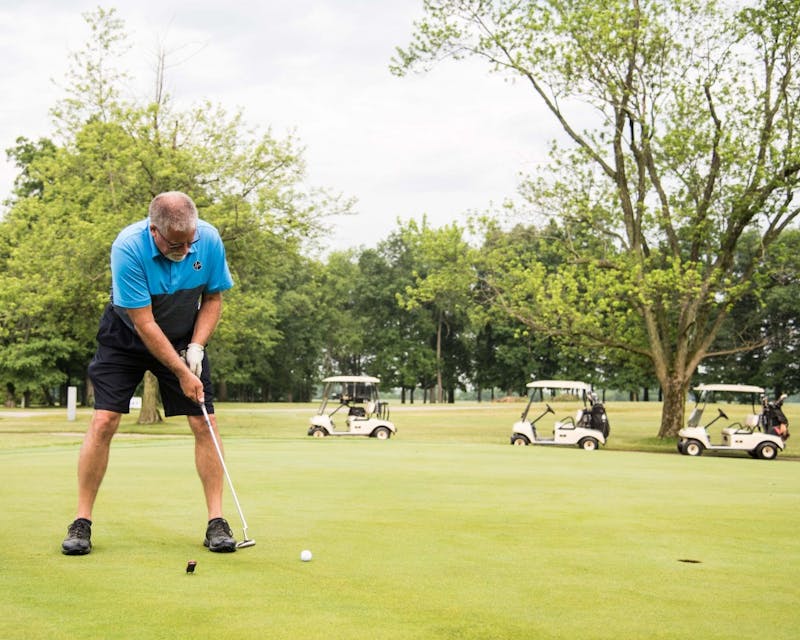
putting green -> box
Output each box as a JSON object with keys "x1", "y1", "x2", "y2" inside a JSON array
[{"x1": 1, "y1": 408, "x2": 798, "y2": 640}]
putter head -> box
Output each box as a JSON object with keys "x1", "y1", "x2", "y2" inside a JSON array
[{"x1": 236, "y1": 539, "x2": 256, "y2": 549}]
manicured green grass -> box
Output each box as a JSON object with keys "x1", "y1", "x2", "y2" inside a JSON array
[{"x1": 1, "y1": 402, "x2": 798, "y2": 639}]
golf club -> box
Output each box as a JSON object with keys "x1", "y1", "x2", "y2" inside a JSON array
[{"x1": 199, "y1": 402, "x2": 256, "y2": 549}]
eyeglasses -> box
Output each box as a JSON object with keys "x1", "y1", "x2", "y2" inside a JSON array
[{"x1": 153, "y1": 226, "x2": 200, "y2": 251}]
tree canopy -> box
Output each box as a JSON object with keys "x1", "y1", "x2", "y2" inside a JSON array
[
  {"x1": 393, "y1": 0, "x2": 800, "y2": 435},
  {"x1": 0, "y1": 8, "x2": 348, "y2": 407},
  {"x1": 2, "y1": 3, "x2": 800, "y2": 438}
]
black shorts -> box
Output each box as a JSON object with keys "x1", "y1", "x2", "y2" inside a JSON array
[{"x1": 88, "y1": 305, "x2": 214, "y2": 417}]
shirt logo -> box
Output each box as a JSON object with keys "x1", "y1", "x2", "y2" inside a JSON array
[{"x1": 193, "y1": 261, "x2": 203, "y2": 271}]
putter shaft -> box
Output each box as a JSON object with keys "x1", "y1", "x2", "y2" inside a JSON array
[{"x1": 200, "y1": 403, "x2": 255, "y2": 547}]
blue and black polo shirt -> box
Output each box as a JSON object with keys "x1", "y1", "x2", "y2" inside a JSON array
[{"x1": 110, "y1": 217, "x2": 234, "y2": 342}]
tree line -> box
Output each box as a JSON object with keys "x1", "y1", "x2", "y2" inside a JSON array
[{"x1": 2, "y1": 2, "x2": 800, "y2": 438}]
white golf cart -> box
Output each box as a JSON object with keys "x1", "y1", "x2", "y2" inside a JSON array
[
  {"x1": 510, "y1": 380, "x2": 609, "y2": 450},
  {"x1": 677, "y1": 383, "x2": 786, "y2": 460},
  {"x1": 308, "y1": 375, "x2": 397, "y2": 440}
]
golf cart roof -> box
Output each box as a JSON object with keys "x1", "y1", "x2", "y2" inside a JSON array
[
  {"x1": 322, "y1": 375, "x2": 380, "y2": 384},
  {"x1": 693, "y1": 383, "x2": 765, "y2": 394},
  {"x1": 525, "y1": 380, "x2": 592, "y2": 392}
]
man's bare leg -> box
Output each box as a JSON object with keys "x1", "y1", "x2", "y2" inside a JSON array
[
  {"x1": 76, "y1": 409, "x2": 122, "y2": 519},
  {"x1": 62, "y1": 409, "x2": 121, "y2": 554},
  {"x1": 188, "y1": 413, "x2": 236, "y2": 552},
  {"x1": 187, "y1": 413, "x2": 224, "y2": 519}
]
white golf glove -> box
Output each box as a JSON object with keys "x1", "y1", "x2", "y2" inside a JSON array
[{"x1": 185, "y1": 343, "x2": 205, "y2": 377}]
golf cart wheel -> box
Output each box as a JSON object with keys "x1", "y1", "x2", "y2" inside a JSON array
[
  {"x1": 510, "y1": 435, "x2": 530, "y2": 446},
  {"x1": 579, "y1": 437, "x2": 599, "y2": 451},
  {"x1": 310, "y1": 427, "x2": 327, "y2": 438},
  {"x1": 373, "y1": 426, "x2": 391, "y2": 440},
  {"x1": 755, "y1": 442, "x2": 778, "y2": 460},
  {"x1": 684, "y1": 439, "x2": 704, "y2": 456},
  {"x1": 677, "y1": 440, "x2": 685, "y2": 454}
]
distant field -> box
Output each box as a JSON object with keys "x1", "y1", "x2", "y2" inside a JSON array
[{"x1": 1, "y1": 402, "x2": 798, "y2": 639}]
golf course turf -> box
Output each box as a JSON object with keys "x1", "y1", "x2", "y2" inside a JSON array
[{"x1": 1, "y1": 401, "x2": 798, "y2": 639}]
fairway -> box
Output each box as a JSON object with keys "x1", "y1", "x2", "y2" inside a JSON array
[{"x1": 1, "y1": 403, "x2": 798, "y2": 639}]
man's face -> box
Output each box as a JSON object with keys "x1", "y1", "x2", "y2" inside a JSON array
[{"x1": 151, "y1": 225, "x2": 198, "y2": 262}]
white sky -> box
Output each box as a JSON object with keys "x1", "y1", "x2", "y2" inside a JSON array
[{"x1": 0, "y1": 0, "x2": 555, "y2": 250}]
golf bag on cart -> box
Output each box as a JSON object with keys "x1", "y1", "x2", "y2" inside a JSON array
[
  {"x1": 578, "y1": 391, "x2": 611, "y2": 438},
  {"x1": 760, "y1": 393, "x2": 789, "y2": 439}
]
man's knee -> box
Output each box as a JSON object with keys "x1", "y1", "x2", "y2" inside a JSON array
[
  {"x1": 186, "y1": 414, "x2": 209, "y2": 436},
  {"x1": 90, "y1": 410, "x2": 123, "y2": 439}
]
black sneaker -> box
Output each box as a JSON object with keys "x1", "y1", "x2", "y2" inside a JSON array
[
  {"x1": 62, "y1": 518, "x2": 92, "y2": 555},
  {"x1": 204, "y1": 517, "x2": 237, "y2": 552}
]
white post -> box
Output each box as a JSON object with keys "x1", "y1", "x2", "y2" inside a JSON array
[{"x1": 67, "y1": 386, "x2": 77, "y2": 421}]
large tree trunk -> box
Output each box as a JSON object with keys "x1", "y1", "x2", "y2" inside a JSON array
[
  {"x1": 658, "y1": 378, "x2": 689, "y2": 438},
  {"x1": 137, "y1": 370, "x2": 163, "y2": 424},
  {"x1": 4, "y1": 383, "x2": 16, "y2": 407}
]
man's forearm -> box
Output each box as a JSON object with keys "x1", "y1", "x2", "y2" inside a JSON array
[
  {"x1": 128, "y1": 307, "x2": 205, "y2": 403},
  {"x1": 127, "y1": 308, "x2": 190, "y2": 377}
]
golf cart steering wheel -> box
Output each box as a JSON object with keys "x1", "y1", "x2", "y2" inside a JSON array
[
  {"x1": 718, "y1": 408, "x2": 729, "y2": 420},
  {"x1": 546, "y1": 403, "x2": 555, "y2": 414}
]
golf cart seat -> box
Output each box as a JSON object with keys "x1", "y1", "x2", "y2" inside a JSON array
[
  {"x1": 722, "y1": 414, "x2": 761, "y2": 435},
  {"x1": 555, "y1": 411, "x2": 580, "y2": 429}
]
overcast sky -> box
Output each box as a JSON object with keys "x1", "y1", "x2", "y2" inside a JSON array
[{"x1": 0, "y1": 0, "x2": 555, "y2": 250}]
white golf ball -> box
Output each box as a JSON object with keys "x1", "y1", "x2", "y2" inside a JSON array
[{"x1": 300, "y1": 549, "x2": 312, "y2": 562}]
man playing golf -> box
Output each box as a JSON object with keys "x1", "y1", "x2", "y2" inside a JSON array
[{"x1": 62, "y1": 191, "x2": 237, "y2": 555}]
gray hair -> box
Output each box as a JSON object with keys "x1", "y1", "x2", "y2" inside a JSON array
[{"x1": 148, "y1": 191, "x2": 199, "y2": 233}]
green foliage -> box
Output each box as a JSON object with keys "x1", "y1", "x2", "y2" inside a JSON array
[
  {"x1": 395, "y1": 219, "x2": 476, "y2": 401},
  {"x1": 704, "y1": 229, "x2": 800, "y2": 394},
  {"x1": 5, "y1": 137, "x2": 57, "y2": 200},
  {"x1": 50, "y1": 6, "x2": 132, "y2": 136},
  {"x1": 0, "y1": 8, "x2": 342, "y2": 405},
  {"x1": 366, "y1": 231, "x2": 438, "y2": 398},
  {"x1": 395, "y1": 0, "x2": 800, "y2": 435},
  {"x1": 4, "y1": 2, "x2": 800, "y2": 421}
]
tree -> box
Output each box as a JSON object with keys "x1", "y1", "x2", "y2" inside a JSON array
[
  {"x1": 0, "y1": 120, "x2": 146, "y2": 406},
  {"x1": 365, "y1": 231, "x2": 439, "y2": 403},
  {"x1": 473, "y1": 220, "x2": 600, "y2": 396},
  {"x1": 138, "y1": 371, "x2": 163, "y2": 423},
  {"x1": 753, "y1": 231, "x2": 800, "y2": 395},
  {"x1": 0, "y1": 8, "x2": 348, "y2": 410},
  {"x1": 393, "y1": 0, "x2": 800, "y2": 436},
  {"x1": 0, "y1": 8, "x2": 138, "y2": 407},
  {"x1": 50, "y1": 6, "x2": 131, "y2": 135},
  {"x1": 315, "y1": 250, "x2": 371, "y2": 376},
  {"x1": 396, "y1": 219, "x2": 475, "y2": 403},
  {"x1": 703, "y1": 229, "x2": 800, "y2": 396}
]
